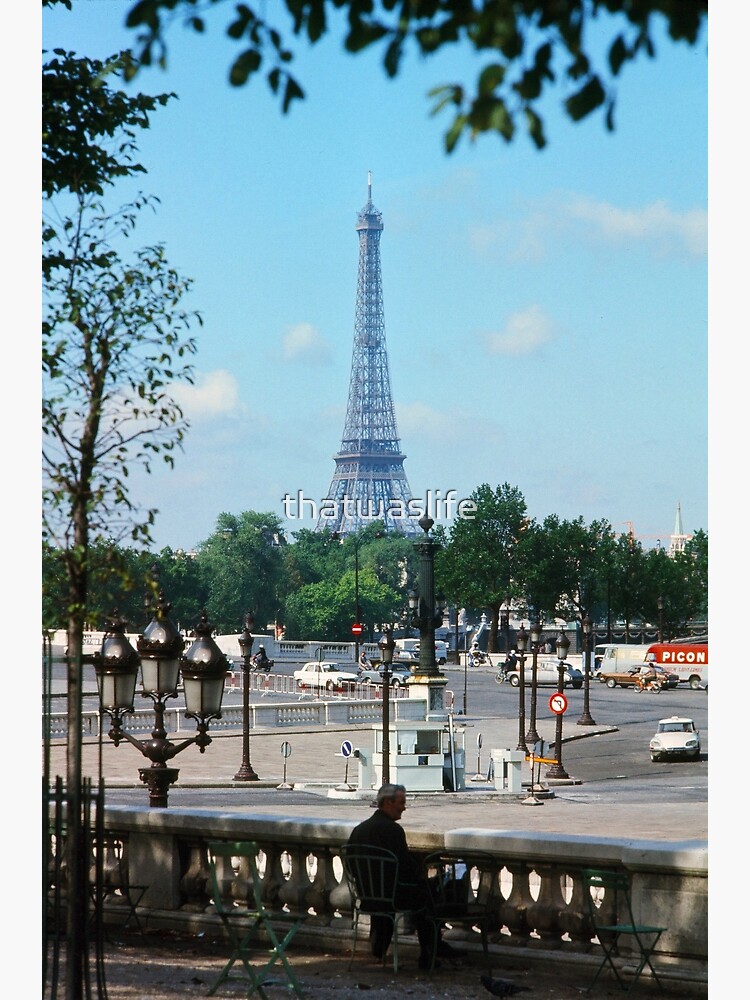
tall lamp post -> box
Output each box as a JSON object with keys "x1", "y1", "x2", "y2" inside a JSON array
[
  {"x1": 657, "y1": 595, "x2": 664, "y2": 643},
  {"x1": 515, "y1": 624, "x2": 529, "y2": 753},
  {"x1": 378, "y1": 628, "x2": 395, "y2": 783},
  {"x1": 545, "y1": 629, "x2": 571, "y2": 780},
  {"x1": 407, "y1": 514, "x2": 448, "y2": 717},
  {"x1": 525, "y1": 618, "x2": 543, "y2": 746},
  {"x1": 92, "y1": 596, "x2": 229, "y2": 807},
  {"x1": 500, "y1": 597, "x2": 510, "y2": 653},
  {"x1": 234, "y1": 610, "x2": 259, "y2": 780},
  {"x1": 577, "y1": 613, "x2": 596, "y2": 726}
]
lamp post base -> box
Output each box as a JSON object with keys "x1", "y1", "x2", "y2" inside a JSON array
[
  {"x1": 233, "y1": 763, "x2": 260, "y2": 780},
  {"x1": 576, "y1": 712, "x2": 597, "y2": 726},
  {"x1": 545, "y1": 762, "x2": 570, "y2": 780},
  {"x1": 139, "y1": 766, "x2": 180, "y2": 808}
]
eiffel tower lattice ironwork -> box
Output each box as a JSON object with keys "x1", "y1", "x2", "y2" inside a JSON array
[{"x1": 316, "y1": 175, "x2": 420, "y2": 537}]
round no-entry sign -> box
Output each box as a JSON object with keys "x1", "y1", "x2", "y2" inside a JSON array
[
  {"x1": 549, "y1": 692, "x2": 568, "y2": 715},
  {"x1": 351, "y1": 623, "x2": 363, "y2": 635}
]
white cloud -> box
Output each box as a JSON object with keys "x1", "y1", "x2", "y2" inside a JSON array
[
  {"x1": 468, "y1": 195, "x2": 707, "y2": 262},
  {"x1": 479, "y1": 304, "x2": 554, "y2": 356},
  {"x1": 395, "y1": 401, "x2": 506, "y2": 448},
  {"x1": 564, "y1": 195, "x2": 707, "y2": 258},
  {"x1": 169, "y1": 369, "x2": 243, "y2": 421},
  {"x1": 281, "y1": 323, "x2": 332, "y2": 364}
]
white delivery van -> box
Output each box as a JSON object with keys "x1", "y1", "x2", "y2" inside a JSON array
[
  {"x1": 395, "y1": 638, "x2": 448, "y2": 665},
  {"x1": 644, "y1": 643, "x2": 708, "y2": 689},
  {"x1": 595, "y1": 644, "x2": 653, "y2": 677}
]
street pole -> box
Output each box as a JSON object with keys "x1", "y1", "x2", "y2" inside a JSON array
[
  {"x1": 378, "y1": 629, "x2": 395, "y2": 784},
  {"x1": 525, "y1": 618, "x2": 542, "y2": 745},
  {"x1": 577, "y1": 613, "x2": 596, "y2": 727},
  {"x1": 546, "y1": 630, "x2": 571, "y2": 780},
  {"x1": 234, "y1": 611, "x2": 259, "y2": 780},
  {"x1": 515, "y1": 625, "x2": 529, "y2": 753}
]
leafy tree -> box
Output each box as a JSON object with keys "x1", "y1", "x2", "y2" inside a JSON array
[
  {"x1": 195, "y1": 511, "x2": 286, "y2": 633},
  {"x1": 521, "y1": 514, "x2": 616, "y2": 626},
  {"x1": 120, "y1": 0, "x2": 706, "y2": 152},
  {"x1": 436, "y1": 482, "x2": 529, "y2": 651},
  {"x1": 284, "y1": 567, "x2": 400, "y2": 641}
]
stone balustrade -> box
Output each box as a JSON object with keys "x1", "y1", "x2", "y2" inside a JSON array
[
  {"x1": 79, "y1": 805, "x2": 707, "y2": 989},
  {"x1": 45, "y1": 692, "x2": 424, "y2": 739}
]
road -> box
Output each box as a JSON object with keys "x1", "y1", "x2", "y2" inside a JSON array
[{"x1": 62, "y1": 660, "x2": 706, "y2": 824}]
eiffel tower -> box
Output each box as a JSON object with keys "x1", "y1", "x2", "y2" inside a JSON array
[{"x1": 316, "y1": 174, "x2": 420, "y2": 537}]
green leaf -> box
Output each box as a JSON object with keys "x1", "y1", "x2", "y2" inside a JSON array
[
  {"x1": 478, "y1": 63, "x2": 505, "y2": 96},
  {"x1": 229, "y1": 49, "x2": 262, "y2": 87},
  {"x1": 564, "y1": 76, "x2": 606, "y2": 122}
]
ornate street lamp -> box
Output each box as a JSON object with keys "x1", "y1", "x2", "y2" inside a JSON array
[
  {"x1": 234, "y1": 610, "x2": 259, "y2": 781},
  {"x1": 93, "y1": 594, "x2": 229, "y2": 807},
  {"x1": 515, "y1": 624, "x2": 529, "y2": 753},
  {"x1": 577, "y1": 613, "x2": 597, "y2": 726},
  {"x1": 546, "y1": 629, "x2": 571, "y2": 780},
  {"x1": 378, "y1": 628, "x2": 395, "y2": 784},
  {"x1": 525, "y1": 618, "x2": 543, "y2": 745}
]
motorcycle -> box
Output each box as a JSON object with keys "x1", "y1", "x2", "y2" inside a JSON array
[{"x1": 251, "y1": 656, "x2": 274, "y2": 672}]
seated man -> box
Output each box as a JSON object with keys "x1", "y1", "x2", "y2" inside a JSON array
[{"x1": 345, "y1": 783, "x2": 463, "y2": 970}]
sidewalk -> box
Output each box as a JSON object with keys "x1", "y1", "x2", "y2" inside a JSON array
[{"x1": 47, "y1": 710, "x2": 708, "y2": 842}]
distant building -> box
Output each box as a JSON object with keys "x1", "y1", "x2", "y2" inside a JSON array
[{"x1": 668, "y1": 501, "x2": 692, "y2": 556}]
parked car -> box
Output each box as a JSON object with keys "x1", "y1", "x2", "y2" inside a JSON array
[
  {"x1": 358, "y1": 663, "x2": 413, "y2": 688},
  {"x1": 293, "y1": 661, "x2": 359, "y2": 692},
  {"x1": 507, "y1": 659, "x2": 584, "y2": 689},
  {"x1": 649, "y1": 716, "x2": 701, "y2": 762},
  {"x1": 599, "y1": 663, "x2": 679, "y2": 690}
]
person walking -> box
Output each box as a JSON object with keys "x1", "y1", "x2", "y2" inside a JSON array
[{"x1": 345, "y1": 783, "x2": 463, "y2": 969}]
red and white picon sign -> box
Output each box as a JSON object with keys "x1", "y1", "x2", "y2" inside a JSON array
[
  {"x1": 351, "y1": 623, "x2": 363, "y2": 635},
  {"x1": 549, "y1": 692, "x2": 568, "y2": 715}
]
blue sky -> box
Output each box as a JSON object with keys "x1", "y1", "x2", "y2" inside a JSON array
[{"x1": 40, "y1": 1, "x2": 709, "y2": 554}]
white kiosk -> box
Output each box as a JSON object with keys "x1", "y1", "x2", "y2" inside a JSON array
[{"x1": 355, "y1": 720, "x2": 466, "y2": 792}]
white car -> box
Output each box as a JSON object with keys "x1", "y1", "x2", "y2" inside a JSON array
[
  {"x1": 293, "y1": 661, "x2": 360, "y2": 692},
  {"x1": 649, "y1": 716, "x2": 701, "y2": 762}
]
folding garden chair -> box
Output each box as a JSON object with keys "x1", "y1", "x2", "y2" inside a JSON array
[
  {"x1": 207, "y1": 841, "x2": 307, "y2": 999},
  {"x1": 582, "y1": 867, "x2": 667, "y2": 993},
  {"x1": 339, "y1": 843, "x2": 428, "y2": 973},
  {"x1": 422, "y1": 850, "x2": 499, "y2": 976}
]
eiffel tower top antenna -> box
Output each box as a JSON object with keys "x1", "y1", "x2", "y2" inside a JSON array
[{"x1": 316, "y1": 175, "x2": 420, "y2": 536}]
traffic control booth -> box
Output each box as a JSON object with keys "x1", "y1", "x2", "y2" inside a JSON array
[{"x1": 354, "y1": 721, "x2": 466, "y2": 792}]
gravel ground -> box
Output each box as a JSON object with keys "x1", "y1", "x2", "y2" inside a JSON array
[{"x1": 45, "y1": 928, "x2": 698, "y2": 1000}]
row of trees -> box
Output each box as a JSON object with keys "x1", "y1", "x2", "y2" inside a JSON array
[{"x1": 43, "y1": 483, "x2": 707, "y2": 646}]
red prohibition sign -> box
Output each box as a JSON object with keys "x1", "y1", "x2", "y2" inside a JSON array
[{"x1": 549, "y1": 692, "x2": 568, "y2": 715}]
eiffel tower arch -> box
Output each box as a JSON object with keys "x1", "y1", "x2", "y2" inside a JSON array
[{"x1": 316, "y1": 175, "x2": 420, "y2": 537}]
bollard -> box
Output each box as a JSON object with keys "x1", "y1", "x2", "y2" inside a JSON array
[{"x1": 489, "y1": 748, "x2": 525, "y2": 794}]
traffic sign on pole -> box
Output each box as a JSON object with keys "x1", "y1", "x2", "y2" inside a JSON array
[
  {"x1": 340, "y1": 740, "x2": 353, "y2": 758},
  {"x1": 351, "y1": 623, "x2": 363, "y2": 635},
  {"x1": 549, "y1": 692, "x2": 568, "y2": 715}
]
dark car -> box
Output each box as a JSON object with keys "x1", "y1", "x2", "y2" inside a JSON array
[{"x1": 358, "y1": 663, "x2": 413, "y2": 689}]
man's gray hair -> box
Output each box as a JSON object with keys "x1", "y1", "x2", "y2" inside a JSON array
[{"x1": 376, "y1": 783, "x2": 406, "y2": 806}]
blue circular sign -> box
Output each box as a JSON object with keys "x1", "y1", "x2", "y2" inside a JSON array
[{"x1": 341, "y1": 740, "x2": 354, "y2": 758}]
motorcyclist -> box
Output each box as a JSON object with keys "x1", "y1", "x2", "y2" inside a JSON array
[
  {"x1": 501, "y1": 649, "x2": 518, "y2": 680},
  {"x1": 252, "y1": 645, "x2": 272, "y2": 671}
]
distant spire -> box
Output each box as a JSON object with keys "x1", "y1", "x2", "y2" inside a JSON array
[
  {"x1": 673, "y1": 502, "x2": 683, "y2": 537},
  {"x1": 368, "y1": 170, "x2": 372, "y2": 202}
]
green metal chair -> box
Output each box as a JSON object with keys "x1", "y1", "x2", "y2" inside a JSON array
[
  {"x1": 207, "y1": 841, "x2": 307, "y2": 999},
  {"x1": 582, "y1": 868, "x2": 667, "y2": 993},
  {"x1": 339, "y1": 843, "x2": 428, "y2": 973}
]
